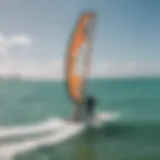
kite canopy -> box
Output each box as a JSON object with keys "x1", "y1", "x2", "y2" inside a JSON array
[{"x1": 65, "y1": 12, "x2": 97, "y2": 105}]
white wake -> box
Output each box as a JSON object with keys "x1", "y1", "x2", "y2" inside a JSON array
[
  {"x1": 0, "y1": 118, "x2": 65, "y2": 139},
  {"x1": 0, "y1": 125, "x2": 83, "y2": 160},
  {"x1": 0, "y1": 118, "x2": 84, "y2": 160},
  {"x1": 0, "y1": 112, "x2": 119, "y2": 160}
]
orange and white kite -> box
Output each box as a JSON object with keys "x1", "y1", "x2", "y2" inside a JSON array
[{"x1": 65, "y1": 12, "x2": 97, "y2": 105}]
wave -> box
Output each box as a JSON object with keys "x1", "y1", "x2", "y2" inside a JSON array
[
  {"x1": 0, "y1": 125, "x2": 83, "y2": 160},
  {"x1": 0, "y1": 118, "x2": 65, "y2": 140},
  {"x1": 0, "y1": 112, "x2": 119, "y2": 160},
  {"x1": 0, "y1": 117, "x2": 84, "y2": 160}
]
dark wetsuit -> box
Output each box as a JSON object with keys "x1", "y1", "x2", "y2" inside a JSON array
[{"x1": 86, "y1": 97, "x2": 96, "y2": 121}]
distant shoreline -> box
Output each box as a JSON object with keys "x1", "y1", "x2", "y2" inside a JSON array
[{"x1": 0, "y1": 75, "x2": 160, "y2": 83}]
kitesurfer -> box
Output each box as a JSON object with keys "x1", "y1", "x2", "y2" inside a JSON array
[{"x1": 70, "y1": 96, "x2": 96, "y2": 123}]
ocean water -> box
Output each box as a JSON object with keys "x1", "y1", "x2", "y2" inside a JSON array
[{"x1": 0, "y1": 77, "x2": 160, "y2": 160}]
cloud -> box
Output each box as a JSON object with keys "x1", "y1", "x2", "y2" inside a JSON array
[
  {"x1": 0, "y1": 33, "x2": 35, "y2": 78},
  {"x1": 0, "y1": 33, "x2": 32, "y2": 56},
  {"x1": 91, "y1": 60, "x2": 160, "y2": 78},
  {"x1": 2, "y1": 58, "x2": 159, "y2": 81},
  {"x1": 91, "y1": 60, "x2": 135, "y2": 77},
  {"x1": 0, "y1": 33, "x2": 64, "y2": 80},
  {"x1": 0, "y1": 55, "x2": 159, "y2": 81},
  {"x1": 18, "y1": 59, "x2": 64, "y2": 80},
  {"x1": 0, "y1": 33, "x2": 8, "y2": 56},
  {"x1": 0, "y1": 58, "x2": 64, "y2": 80},
  {"x1": 0, "y1": 33, "x2": 159, "y2": 81},
  {"x1": 9, "y1": 34, "x2": 33, "y2": 47}
]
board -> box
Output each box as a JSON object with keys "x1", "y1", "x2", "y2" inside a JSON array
[
  {"x1": 90, "y1": 112, "x2": 118, "y2": 127},
  {"x1": 63, "y1": 112, "x2": 118, "y2": 134}
]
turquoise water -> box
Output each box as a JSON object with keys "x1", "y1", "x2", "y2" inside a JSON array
[{"x1": 0, "y1": 77, "x2": 160, "y2": 160}]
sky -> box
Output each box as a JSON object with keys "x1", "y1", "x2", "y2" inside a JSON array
[{"x1": 0, "y1": 0, "x2": 160, "y2": 80}]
